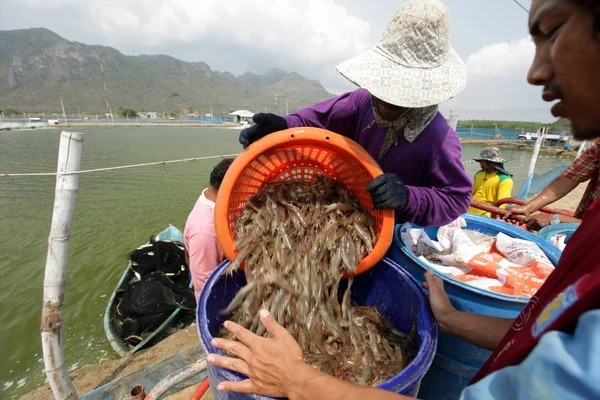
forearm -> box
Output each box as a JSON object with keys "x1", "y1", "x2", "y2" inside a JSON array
[
  {"x1": 288, "y1": 363, "x2": 411, "y2": 400},
  {"x1": 552, "y1": 214, "x2": 582, "y2": 224},
  {"x1": 525, "y1": 176, "x2": 579, "y2": 212},
  {"x1": 440, "y1": 310, "x2": 515, "y2": 351}
]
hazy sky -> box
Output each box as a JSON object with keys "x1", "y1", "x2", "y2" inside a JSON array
[{"x1": 1, "y1": 0, "x2": 555, "y2": 122}]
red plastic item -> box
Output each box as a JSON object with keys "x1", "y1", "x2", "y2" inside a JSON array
[
  {"x1": 214, "y1": 127, "x2": 395, "y2": 278},
  {"x1": 188, "y1": 377, "x2": 210, "y2": 400}
]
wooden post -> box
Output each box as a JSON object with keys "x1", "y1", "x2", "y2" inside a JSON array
[{"x1": 41, "y1": 131, "x2": 84, "y2": 400}]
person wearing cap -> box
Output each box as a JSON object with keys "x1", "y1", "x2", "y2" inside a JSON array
[
  {"x1": 207, "y1": 0, "x2": 600, "y2": 399},
  {"x1": 505, "y1": 140, "x2": 600, "y2": 229},
  {"x1": 467, "y1": 147, "x2": 514, "y2": 217},
  {"x1": 238, "y1": 0, "x2": 472, "y2": 228}
]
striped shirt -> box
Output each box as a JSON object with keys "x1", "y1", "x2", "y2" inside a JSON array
[{"x1": 561, "y1": 139, "x2": 600, "y2": 219}]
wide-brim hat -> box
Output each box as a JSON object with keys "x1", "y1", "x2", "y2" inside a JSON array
[
  {"x1": 473, "y1": 147, "x2": 507, "y2": 164},
  {"x1": 336, "y1": 0, "x2": 467, "y2": 108}
]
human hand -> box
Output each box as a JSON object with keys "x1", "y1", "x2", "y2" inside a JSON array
[
  {"x1": 422, "y1": 269, "x2": 458, "y2": 333},
  {"x1": 206, "y1": 309, "x2": 306, "y2": 398},
  {"x1": 239, "y1": 113, "x2": 288, "y2": 149},
  {"x1": 524, "y1": 212, "x2": 553, "y2": 230},
  {"x1": 504, "y1": 204, "x2": 533, "y2": 219},
  {"x1": 495, "y1": 215, "x2": 527, "y2": 230},
  {"x1": 365, "y1": 173, "x2": 409, "y2": 210}
]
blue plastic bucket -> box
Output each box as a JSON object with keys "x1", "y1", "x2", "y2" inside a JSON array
[
  {"x1": 538, "y1": 223, "x2": 580, "y2": 245},
  {"x1": 387, "y1": 214, "x2": 562, "y2": 400},
  {"x1": 197, "y1": 257, "x2": 438, "y2": 399}
]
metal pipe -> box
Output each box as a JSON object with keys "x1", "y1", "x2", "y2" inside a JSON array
[
  {"x1": 145, "y1": 359, "x2": 207, "y2": 400},
  {"x1": 41, "y1": 131, "x2": 84, "y2": 400},
  {"x1": 470, "y1": 201, "x2": 526, "y2": 221},
  {"x1": 492, "y1": 198, "x2": 575, "y2": 217},
  {"x1": 523, "y1": 127, "x2": 546, "y2": 197},
  {"x1": 130, "y1": 385, "x2": 146, "y2": 400}
]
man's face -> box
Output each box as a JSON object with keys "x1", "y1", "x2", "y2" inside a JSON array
[
  {"x1": 480, "y1": 161, "x2": 494, "y2": 172},
  {"x1": 528, "y1": 0, "x2": 600, "y2": 140}
]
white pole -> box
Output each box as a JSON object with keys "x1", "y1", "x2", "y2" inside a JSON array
[
  {"x1": 524, "y1": 127, "x2": 546, "y2": 197},
  {"x1": 60, "y1": 100, "x2": 68, "y2": 124},
  {"x1": 448, "y1": 114, "x2": 458, "y2": 131},
  {"x1": 41, "y1": 131, "x2": 84, "y2": 400},
  {"x1": 576, "y1": 140, "x2": 588, "y2": 158}
]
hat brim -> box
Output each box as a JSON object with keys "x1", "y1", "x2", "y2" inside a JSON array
[
  {"x1": 473, "y1": 158, "x2": 507, "y2": 163},
  {"x1": 336, "y1": 46, "x2": 467, "y2": 108}
]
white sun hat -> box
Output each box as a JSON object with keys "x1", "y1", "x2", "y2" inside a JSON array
[{"x1": 336, "y1": 0, "x2": 467, "y2": 108}]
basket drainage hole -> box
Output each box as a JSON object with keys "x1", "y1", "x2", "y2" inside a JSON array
[
  {"x1": 290, "y1": 134, "x2": 295, "y2": 139},
  {"x1": 325, "y1": 136, "x2": 330, "y2": 141}
]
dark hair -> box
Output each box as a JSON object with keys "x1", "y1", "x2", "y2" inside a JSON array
[
  {"x1": 209, "y1": 158, "x2": 235, "y2": 189},
  {"x1": 572, "y1": 0, "x2": 600, "y2": 30}
]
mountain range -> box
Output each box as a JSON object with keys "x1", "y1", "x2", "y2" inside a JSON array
[{"x1": 0, "y1": 28, "x2": 335, "y2": 115}]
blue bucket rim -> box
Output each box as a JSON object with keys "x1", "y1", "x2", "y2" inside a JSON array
[
  {"x1": 196, "y1": 257, "x2": 438, "y2": 397},
  {"x1": 538, "y1": 223, "x2": 580, "y2": 240},
  {"x1": 394, "y1": 214, "x2": 563, "y2": 304}
]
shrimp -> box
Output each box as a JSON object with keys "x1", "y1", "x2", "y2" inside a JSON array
[{"x1": 217, "y1": 176, "x2": 414, "y2": 387}]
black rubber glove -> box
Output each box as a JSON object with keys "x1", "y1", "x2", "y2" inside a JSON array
[
  {"x1": 366, "y1": 173, "x2": 409, "y2": 210},
  {"x1": 239, "y1": 113, "x2": 288, "y2": 149}
]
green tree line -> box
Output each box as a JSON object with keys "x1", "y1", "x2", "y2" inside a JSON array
[{"x1": 457, "y1": 119, "x2": 571, "y2": 131}]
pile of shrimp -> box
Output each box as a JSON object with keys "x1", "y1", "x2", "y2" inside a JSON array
[{"x1": 219, "y1": 175, "x2": 415, "y2": 386}]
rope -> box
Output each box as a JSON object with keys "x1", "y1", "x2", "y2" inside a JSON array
[
  {"x1": 510, "y1": 0, "x2": 530, "y2": 14},
  {"x1": 1, "y1": 153, "x2": 240, "y2": 177}
]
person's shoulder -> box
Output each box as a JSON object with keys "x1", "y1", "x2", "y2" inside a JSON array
[
  {"x1": 350, "y1": 88, "x2": 372, "y2": 106},
  {"x1": 498, "y1": 173, "x2": 513, "y2": 182},
  {"x1": 428, "y1": 112, "x2": 460, "y2": 149},
  {"x1": 185, "y1": 199, "x2": 216, "y2": 232},
  {"x1": 589, "y1": 139, "x2": 600, "y2": 154},
  {"x1": 428, "y1": 112, "x2": 455, "y2": 138}
]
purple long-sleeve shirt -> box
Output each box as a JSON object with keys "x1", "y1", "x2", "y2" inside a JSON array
[{"x1": 282, "y1": 88, "x2": 473, "y2": 227}]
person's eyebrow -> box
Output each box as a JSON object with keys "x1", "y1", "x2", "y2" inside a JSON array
[{"x1": 529, "y1": 4, "x2": 570, "y2": 37}]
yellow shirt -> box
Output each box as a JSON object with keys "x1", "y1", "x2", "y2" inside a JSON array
[{"x1": 468, "y1": 170, "x2": 514, "y2": 217}]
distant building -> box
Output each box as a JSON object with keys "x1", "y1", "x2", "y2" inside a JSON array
[
  {"x1": 229, "y1": 110, "x2": 254, "y2": 124},
  {"x1": 137, "y1": 111, "x2": 158, "y2": 119}
]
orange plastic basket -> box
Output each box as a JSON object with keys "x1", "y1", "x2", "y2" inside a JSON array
[{"x1": 214, "y1": 127, "x2": 395, "y2": 277}]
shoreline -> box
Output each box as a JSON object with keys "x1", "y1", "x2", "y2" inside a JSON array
[
  {"x1": 20, "y1": 326, "x2": 208, "y2": 400},
  {"x1": 57, "y1": 122, "x2": 240, "y2": 128},
  {"x1": 0, "y1": 122, "x2": 240, "y2": 130},
  {"x1": 459, "y1": 138, "x2": 579, "y2": 158}
]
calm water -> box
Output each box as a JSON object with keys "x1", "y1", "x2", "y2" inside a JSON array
[{"x1": 0, "y1": 127, "x2": 573, "y2": 399}]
